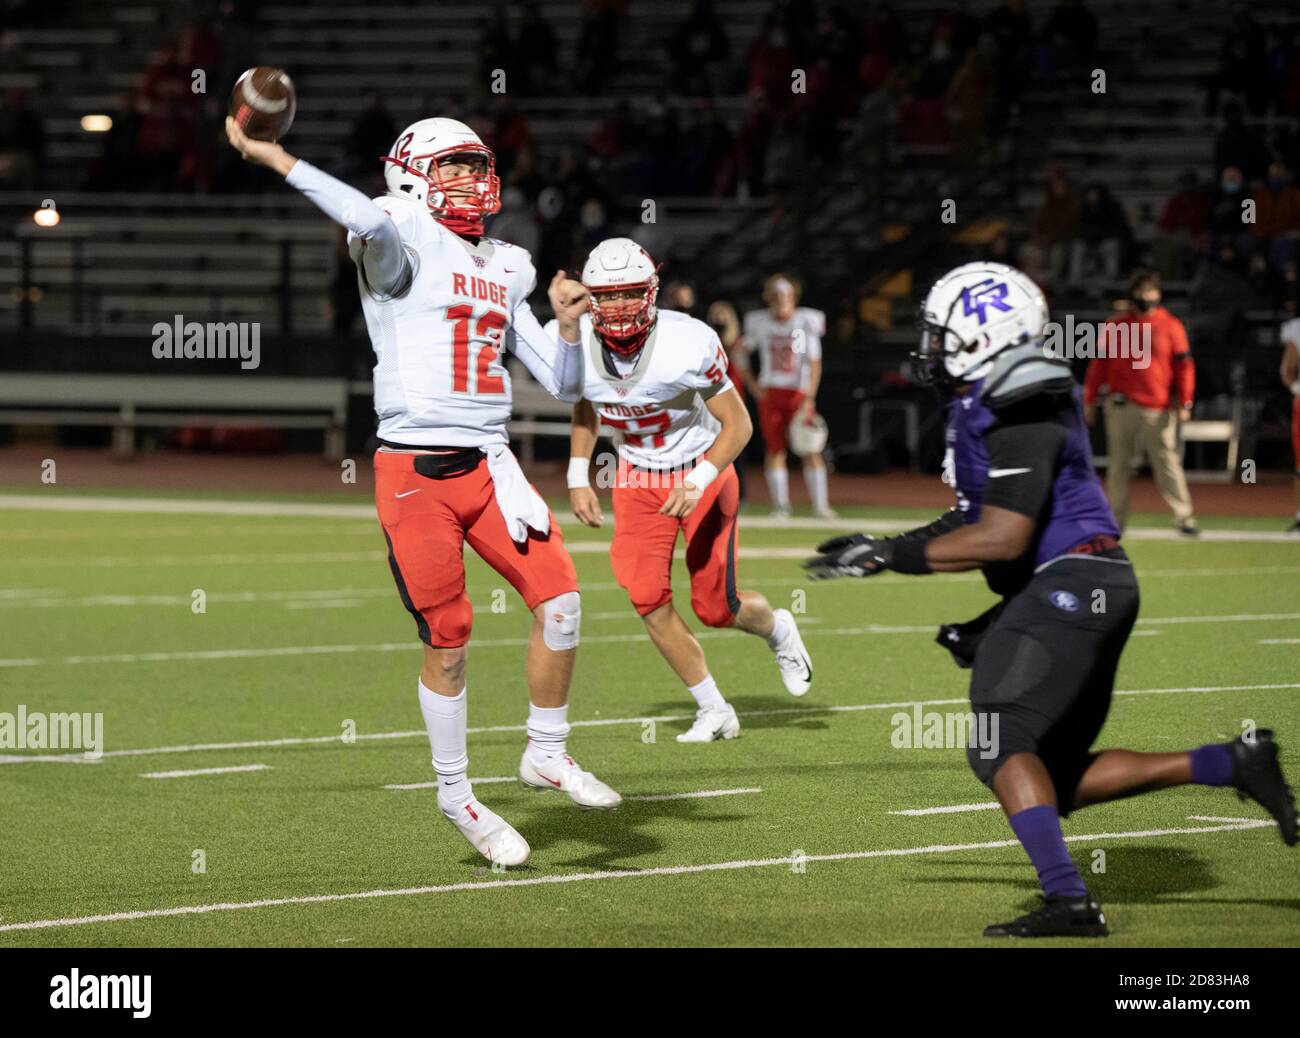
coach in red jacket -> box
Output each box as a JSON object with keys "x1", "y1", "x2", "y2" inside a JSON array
[{"x1": 1083, "y1": 270, "x2": 1198, "y2": 534}]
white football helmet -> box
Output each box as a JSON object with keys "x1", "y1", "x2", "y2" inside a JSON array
[
  {"x1": 916, "y1": 262, "x2": 1048, "y2": 391},
  {"x1": 581, "y1": 237, "x2": 660, "y2": 356},
  {"x1": 381, "y1": 118, "x2": 501, "y2": 221},
  {"x1": 788, "y1": 412, "x2": 828, "y2": 455}
]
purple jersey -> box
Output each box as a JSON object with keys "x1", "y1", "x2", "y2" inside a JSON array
[{"x1": 945, "y1": 380, "x2": 1119, "y2": 591}]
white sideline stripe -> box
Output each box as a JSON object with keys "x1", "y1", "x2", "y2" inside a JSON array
[
  {"x1": 0, "y1": 820, "x2": 1272, "y2": 935},
  {"x1": 384, "y1": 776, "x2": 515, "y2": 790},
  {"x1": 890, "y1": 802, "x2": 1001, "y2": 816},
  {"x1": 1258, "y1": 639, "x2": 1300, "y2": 645},
  {"x1": 624, "y1": 787, "x2": 763, "y2": 803},
  {"x1": 3, "y1": 682, "x2": 1295, "y2": 766},
  {"x1": 140, "y1": 764, "x2": 271, "y2": 779},
  {"x1": 1, "y1": 491, "x2": 1295, "y2": 540},
  {"x1": 1187, "y1": 815, "x2": 1267, "y2": 823},
  {"x1": 4, "y1": 613, "x2": 1299, "y2": 669}
]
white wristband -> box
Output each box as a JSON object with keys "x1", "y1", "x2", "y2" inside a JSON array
[
  {"x1": 567, "y1": 457, "x2": 591, "y2": 489},
  {"x1": 1291, "y1": 379, "x2": 1300, "y2": 397},
  {"x1": 686, "y1": 460, "x2": 719, "y2": 492}
]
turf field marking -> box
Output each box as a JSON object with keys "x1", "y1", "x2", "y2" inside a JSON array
[
  {"x1": 1187, "y1": 816, "x2": 1269, "y2": 823},
  {"x1": 624, "y1": 787, "x2": 763, "y2": 802},
  {"x1": 890, "y1": 802, "x2": 1001, "y2": 816},
  {"x1": 0, "y1": 820, "x2": 1273, "y2": 935},
  {"x1": 3, "y1": 682, "x2": 1294, "y2": 766},
  {"x1": 140, "y1": 764, "x2": 271, "y2": 779},
  {"x1": 1258, "y1": 638, "x2": 1300, "y2": 644},
  {"x1": 3, "y1": 614, "x2": 1298, "y2": 669}
]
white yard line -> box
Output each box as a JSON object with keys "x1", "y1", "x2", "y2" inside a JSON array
[
  {"x1": 3, "y1": 614, "x2": 1298, "y2": 669},
  {"x1": 383, "y1": 776, "x2": 515, "y2": 790},
  {"x1": 623, "y1": 787, "x2": 763, "y2": 802},
  {"x1": 140, "y1": 764, "x2": 270, "y2": 779},
  {"x1": 1186, "y1": 815, "x2": 1267, "y2": 823},
  {"x1": 889, "y1": 802, "x2": 1001, "y2": 816},
  {"x1": 1258, "y1": 639, "x2": 1300, "y2": 645},
  {"x1": 3, "y1": 682, "x2": 1295, "y2": 766},
  {"x1": 0, "y1": 819, "x2": 1272, "y2": 935}
]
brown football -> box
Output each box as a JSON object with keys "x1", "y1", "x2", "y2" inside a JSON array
[{"x1": 229, "y1": 67, "x2": 296, "y2": 142}]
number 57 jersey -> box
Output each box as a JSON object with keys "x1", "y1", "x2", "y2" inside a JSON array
[
  {"x1": 358, "y1": 194, "x2": 556, "y2": 447},
  {"x1": 547, "y1": 309, "x2": 734, "y2": 469}
]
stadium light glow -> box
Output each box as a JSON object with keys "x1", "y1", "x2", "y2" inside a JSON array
[
  {"x1": 80, "y1": 114, "x2": 112, "y2": 132},
  {"x1": 33, "y1": 208, "x2": 61, "y2": 227}
]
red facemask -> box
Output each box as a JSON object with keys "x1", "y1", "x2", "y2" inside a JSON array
[
  {"x1": 381, "y1": 141, "x2": 501, "y2": 238},
  {"x1": 588, "y1": 279, "x2": 658, "y2": 357}
]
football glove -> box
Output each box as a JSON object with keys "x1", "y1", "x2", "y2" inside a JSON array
[{"x1": 804, "y1": 533, "x2": 893, "y2": 579}]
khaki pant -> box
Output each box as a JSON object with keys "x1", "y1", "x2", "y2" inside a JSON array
[{"x1": 1104, "y1": 402, "x2": 1194, "y2": 529}]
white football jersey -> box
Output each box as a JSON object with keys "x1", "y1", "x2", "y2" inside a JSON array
[
  {"x1": 548, "y1": 309, "x2": 733, "y2": 470},
  {"x1": 742, "y1": 306, "x2": 825, "y2": 391},
  {"x1": 355, "y1": 195, "x2": 552, "y2": 447},
  {"x1": 1282, "y1": 317, "x2": 1300, "y2": 347}
]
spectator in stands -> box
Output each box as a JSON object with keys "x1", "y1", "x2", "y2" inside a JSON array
[
  {"x1": 1041, "y1": 0, "x2": 1099, "y2": 66},
  {"x1": 479, "y1": 6, "x2": 515, "y2": 86},
  {"x1": 1084, "y1": 270, "x2": 1198, "y2": 536},
  {"x1": 662, "y1": 281, "x2": 697, "y2": 317},
  {"x1": 1214, "y1": 103, "x2": 1271, "y2": 183},
  {"x1": 862, "y1": 0, "x2": 907, "y2": 58},
  {"x1": 945, "y1": 33, "x2": 996, "y2": 164},
  {"x1": 1153, "y1": 171, "x2": 1210, "y2": 281},
  {"x1": 747, "y1": 16, "x2": 798, "y2": 110},
  {"x1": 667, "y1": 0, "x2": 729, "y2": 97},
  {"x1": 515, "y1": 1, "x2": 559, "y2": 94},
  {"x1": 0, "y1": 87, "x2": 43, "y2": 189},
  {"x1": 1273, "y1": 25, "x2": 1300, "y2": 118},
  {"x1": 1068, "y1": 182, "x2": 1131, "y2": 288},
  {"x1": 334, "y1": 94, "x2": 395, "y2": 181},
  {"x1": 488, "y1": 186, "x2": 541, "y2": 257},
  {"x1": 1245, "y1": 161, "x2": 1300, "y2": 279},
  {"x1": 984, "y1": 0, "x2": 1032, "y2": 108},
  {"x1": 1208, "y1": 165, "x2": 1255, "y2": 257},
  {"x1": 1186, "y1": 244, "x2": 1265, "y2": 370},
  {"x1": 491, "y1": 97, "x2": 532, "y2": 182},
  {"x1": 1205, "y1": 2, "x2": 1270, "y2": 116},
  {"x1": 1024, "y1": 167, "x2": 1080, "y2": 288},
  {"x1": 575, "y1": 2, "x2": 622, "y2": 92}
]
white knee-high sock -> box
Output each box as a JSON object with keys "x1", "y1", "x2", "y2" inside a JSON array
[
  {"x1": 804, "y1": 465, "x2": 829, "y2": 512},
  {"x1": 765, "y1": 466, "x2": 789, "y2": 510},
  {"x1": 419, "y1": 682, "x2": 471, "y2": 810},
  {"x1": 525, "y1": 702, "x2": 570, "y2": 765}
]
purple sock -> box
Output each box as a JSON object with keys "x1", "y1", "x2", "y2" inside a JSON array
[
  {"x1": 1009, "y1": 804, "x2": 1087, "y2": 899},
  {"x1": 1189, "y1": 743, "x2": 1234, "y2": 787}
]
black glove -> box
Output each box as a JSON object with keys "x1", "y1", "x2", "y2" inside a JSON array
[
  {"x1": 935, "y1": 601, "x2": 1005, "y2": 668},
  {"x1": 804, "y1": 533, "x2": 893, "y2": 579}
]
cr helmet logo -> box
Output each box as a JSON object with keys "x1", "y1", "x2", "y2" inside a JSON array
[
  {"x1": 1049, "y1": 590, "x2": 1080, "y2": 612},
  {"x1": 960, "y1": 279, "x2": 1012, "y2": 325}
]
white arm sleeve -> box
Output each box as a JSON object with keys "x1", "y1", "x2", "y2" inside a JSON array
[
  {"x1": 285, "y1": 159, "x2": 410, "y2": 297},
  {"x1": 507, "y1": 281, "x2": 583, "y2": 403}
]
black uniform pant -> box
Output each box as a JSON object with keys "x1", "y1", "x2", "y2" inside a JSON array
[{"x1": 966, "y1": 553, "x2": 1140, "y2": 815}]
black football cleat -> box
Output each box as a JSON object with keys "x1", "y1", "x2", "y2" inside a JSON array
[
  {"x1": 1229, "y1": 729, "x2": 1298, "y2": 846},
  {"x1": 984, "y1": 894, "x2": 1109, "y2": 938}
]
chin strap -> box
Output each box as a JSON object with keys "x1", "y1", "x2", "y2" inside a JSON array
[
  {"x1": 601, "y1": 326, "x2": 651, "y2": 357},
  {"x1": 436, "y1": 213, "x2": 485, "y2": 238}
]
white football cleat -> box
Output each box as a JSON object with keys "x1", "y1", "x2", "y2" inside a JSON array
[
  {"x1": 812, "y1": 506, "x2": 839, "y2": 521},
  {"x1": 770, "y1": 506, "x2": 792, "y2": 521},
  {"x1": 519, "y1": 752, "x2": 622, "y2": 809},
  {"x1": 440, "y1": 797, "x2": 530, "y2": 867},
  {"x1": 772, "y1": 608, "x2": 812, "y2": 697},
  {"x1": 676, "y1": 703, "x2": 741, "y2": 743}
]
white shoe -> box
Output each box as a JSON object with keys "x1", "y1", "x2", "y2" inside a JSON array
[
  {"x1": 519, "y1": 751, "x2": 622, "y2": 809},
  {"x1": 440, "y1": 797, "x2": 530, "y2": 867},
  {"x1": 770, "y1": 506, "x2": 791, "y2": 521},
  {"x1": 813, "y1": 506, "x2": 839, "y2": 520},
  {"x1": 676, "y1": 703, "x2": 741, "y2": 742},
  {"x1": 772, "y1": 608, "x2": 812, "y2": 697}
]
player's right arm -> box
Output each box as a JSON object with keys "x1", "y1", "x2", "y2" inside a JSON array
[
  {"x1": 737, "y1": 313, "x2": 764, "y2": 400},
  {"x1": 225, "y1": 116, "x2": 409, "y2": 297},
  {"x1": 1281, "y1": 333, "x2": 1300, "y2": 393},
  {"x1": 568, "y1": 398, "x2": 604, "y2": 527}
]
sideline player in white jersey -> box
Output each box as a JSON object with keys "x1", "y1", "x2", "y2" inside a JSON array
[
  {"x1": 737, "y1": 274, "x2": 834, "y2": 519},
  {"x1": 558, "y1": 239, "x2": 813, "y2": 742},
  {"x1": 225, "y1": 114, "x2": 620, "y2": 868},
  {"x1": 1281, "y1": 316, "x2": 1300, "y2": 532}
]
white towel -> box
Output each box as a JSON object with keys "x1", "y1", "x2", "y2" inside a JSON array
[{"x1": 482, "y1": 444, "x2": 550, "y2": 543}]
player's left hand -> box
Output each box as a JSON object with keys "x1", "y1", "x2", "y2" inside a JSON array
[
  {"x1": 659, "y1": 483, "x2": 701, "y2": 519},
  {"x1": 1178, "y1": 403, "x2": 1194, "y2": 422},
  {"x1": 797, "y1": 398, "x2": 816, "y2": 423},
  {"x1": 804, "y1": 533, "x2": 891, "y2": 579}
]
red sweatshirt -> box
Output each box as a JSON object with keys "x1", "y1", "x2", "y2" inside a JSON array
[{"x1": 1083, "y1": 306, "x2": 1195, "y2": 411}]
